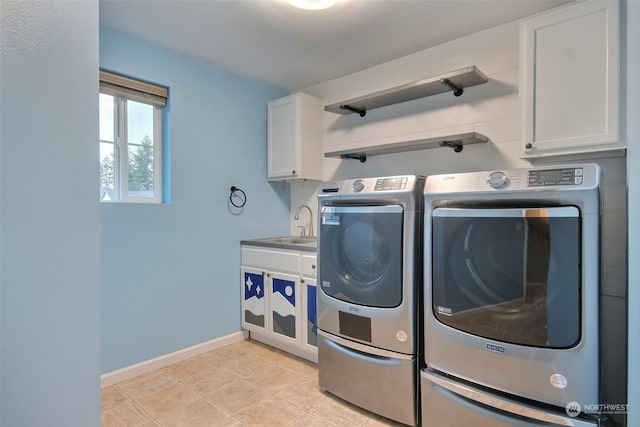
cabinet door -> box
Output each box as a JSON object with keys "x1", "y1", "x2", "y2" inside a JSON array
[
  {"x1": 268, "y1": 96, "x2": 298, "y2": 180},
  {"x1": 520, "y1": 0, "x2": 620, "y2": 157},
  {"x1": 241, "y1": 266, "x2": 268, "y2": 334},
  {"x1": 268, "y1": 271, "x2": 302, "y2": 345},
  {"x1": 267, "y1": 93, "x2": 323, "y2": 181},
  {"x1": 300, "y1": 254, "x2": 317, "y2": 278},
  {"x1": 301, "y1": 278, "x2": 318, "y2": 351},
  {"x1": 300, "y1": 254, "x2": 318, "y2": 350}
]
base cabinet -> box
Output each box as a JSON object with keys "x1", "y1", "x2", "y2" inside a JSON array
[{"x1": 241, "y1": 245, "x2": 317, "y2": 362}]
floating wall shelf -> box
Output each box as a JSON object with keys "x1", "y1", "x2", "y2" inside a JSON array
[
  {"x1": 324, "y1": 66, "x2": 488, "y2": 117},
  {"x1": 325, "y1": 132, "x2": 489, "y2": 162}
]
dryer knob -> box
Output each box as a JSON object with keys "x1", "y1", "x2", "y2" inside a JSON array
[
  {"x1": 352, "y1": 179, "x2": 365, "y2": 192},
  {"x1": 488, "y1": 171, "x2": 509, "y2": 188}
]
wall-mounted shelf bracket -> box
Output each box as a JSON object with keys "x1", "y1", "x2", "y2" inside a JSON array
[
  {"x1": 340, "y1": 105, "x2": 366, "y2": 117},
  {"x1": 439, "y1": 140, "x2": 464, "y2": 152},
  {"x1": 440, "y1": 78, "x2": 464, "y2": 97},
  {"x1": 324, "y1": 66, "x2": 488, "y2": 117},
  {"x1": 339, "y1": 153, "x2": 367, "y2": 162}
]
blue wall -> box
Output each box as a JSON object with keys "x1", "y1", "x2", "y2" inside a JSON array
[
  {"x1": 1, "y1": 2, "x2": 101, "y2": 425},
  {"x1": 100, "y1": 27, "x2": 290, "y2": 373}
]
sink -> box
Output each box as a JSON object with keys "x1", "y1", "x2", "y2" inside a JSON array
[
  {"x1": 255, "y1": 236, "x2": 317, "y2": 246},
  {"x1": 243, "y1": 236, "x2": 317, "y2": 250},
  {"x1": 271, "y1": 237, "x2": 315, "y2": 244}
]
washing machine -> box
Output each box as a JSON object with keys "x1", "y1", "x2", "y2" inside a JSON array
[
  {"x1": 317, "y1": 175, "x2": 424, "y2": 426},
  {"x1": 422, "y1": 164, "x2": 602, "y2": 426}
]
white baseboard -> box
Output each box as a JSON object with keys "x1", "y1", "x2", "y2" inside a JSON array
[{"x1": 100, "y1": 330, "x2": 249, "y2": 388}]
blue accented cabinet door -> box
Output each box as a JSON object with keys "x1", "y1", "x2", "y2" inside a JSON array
[
  {"x1": 305, "y1": 282, "x2": 318, "y2": 348},
  {"x1": 300, "y1": 254, "x2": 318, "y2": 354},
  {"x1": 241, "y1": 267, "x2": 267, "y2": 333},
  {"x1": 268, "y1": 271, "x2": 301, "y2": 345}
]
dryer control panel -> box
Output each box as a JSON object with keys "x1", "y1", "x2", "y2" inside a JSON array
[
  {"x1": 528, "y1": 167, "x2": 583, "y2": 186},
  {"x1": 425, "y1": 164, "x2": 599, "y2": 194}
]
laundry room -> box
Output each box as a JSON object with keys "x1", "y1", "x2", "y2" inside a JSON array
[{"x1": 1, "y1": 1, "x2": 638, "y2": 426}]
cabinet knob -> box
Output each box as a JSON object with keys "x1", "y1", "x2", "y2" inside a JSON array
[
  {"x1": 266, "y1": 273, "x2": 271, "y2": 277},
  {"x1": 261, "y1": 271, "x2": 266, "y2": 276},
  {"x1": 300, "y1": 278, "x2": 305, "y2": 283},
  {"x1": 312, "y1": 264, "x2": 316, "y2": 269},
  {"x1": 525, "y1": 143, "x2": 533, "y2": 149}
]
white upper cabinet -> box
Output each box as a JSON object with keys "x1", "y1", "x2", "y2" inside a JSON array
[
  {"x1": 267, "y1": 93, "x2": 323, "y2": 181},
  {"x1": 520, "y1": 0, "x2": 621, "y2": 158}
]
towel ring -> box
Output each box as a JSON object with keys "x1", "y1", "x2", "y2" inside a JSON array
[{"x1": 229, "y1": 186, "x2": 247, "y2": 208}]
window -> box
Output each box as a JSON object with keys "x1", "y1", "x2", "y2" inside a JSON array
[{"x1": 99, "y1": 70, "x2": 167, "y2": 203}]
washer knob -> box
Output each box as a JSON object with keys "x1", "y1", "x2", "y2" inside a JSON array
[
  {"x1": 352, "y1": 179, "x2": 365, "y2": 192},
  {"x1": 488, "y1": 171, "x2": 509, "y2": 188}
]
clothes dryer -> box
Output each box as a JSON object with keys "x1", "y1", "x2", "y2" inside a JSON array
[{"x1": 422, "y1": 164, "x2": 602, "y2": 426}]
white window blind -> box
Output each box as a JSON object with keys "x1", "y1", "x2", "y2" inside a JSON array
[{"x1": 99, "y1": 69, "x2": 168, "y2": 107}]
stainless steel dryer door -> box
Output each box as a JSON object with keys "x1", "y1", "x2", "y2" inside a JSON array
[
  {"x1": 319, "y1": 205, "x2": 403, "y2": 308},
  {"x1": 431, "y1": 206, "x2": 581, "y2": 348}
]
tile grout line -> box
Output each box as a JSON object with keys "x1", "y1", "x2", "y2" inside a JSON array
[{"x1": 112, "y1": 383, "x2": 161, "y2": 426}]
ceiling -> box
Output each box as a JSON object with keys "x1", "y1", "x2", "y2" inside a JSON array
[{"x1": 99, "y1": 0, "x2": 568, "y2": 92}]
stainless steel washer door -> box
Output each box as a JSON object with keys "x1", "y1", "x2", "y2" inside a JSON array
[{"x1": 319, "y1": 205, "x2": 403, "y2": 308}]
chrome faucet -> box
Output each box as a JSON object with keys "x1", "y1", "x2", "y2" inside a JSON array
[{"x1": 294, "y1": 204, "x2": 314, "y2": 237}]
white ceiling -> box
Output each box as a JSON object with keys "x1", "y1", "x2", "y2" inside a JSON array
[{"x1": 99, "y1": 0, "x2": 568, "y2": 91}]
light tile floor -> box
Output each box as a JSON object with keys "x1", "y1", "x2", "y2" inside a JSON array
[{"x1": 101, "y1": 339, "x2": 406, "y2": 427}]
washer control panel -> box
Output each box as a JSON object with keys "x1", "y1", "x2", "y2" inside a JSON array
[
  {"x1": 374, "y1": 177, "x2": 408, "y2": 191},
  {"x1": 352, "y1": 179, "x2": 366, "y2": 192},
  {"x1": 332, "y1": 176, "x2": 415, "y2": 194},
  {"x1": 487, "y1": 171, "x2": 509, "y2": 188},
  {"x1": 528, "y1": 167, "x2": 584, "y2": 186}
]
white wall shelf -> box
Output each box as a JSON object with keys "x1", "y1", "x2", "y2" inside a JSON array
[
  {"x1": 324, "y1": 131, "x2": 488, "y2": 162},
  {"x1": 324, "y1": 66, "x2": 488, "y2": 117}
]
